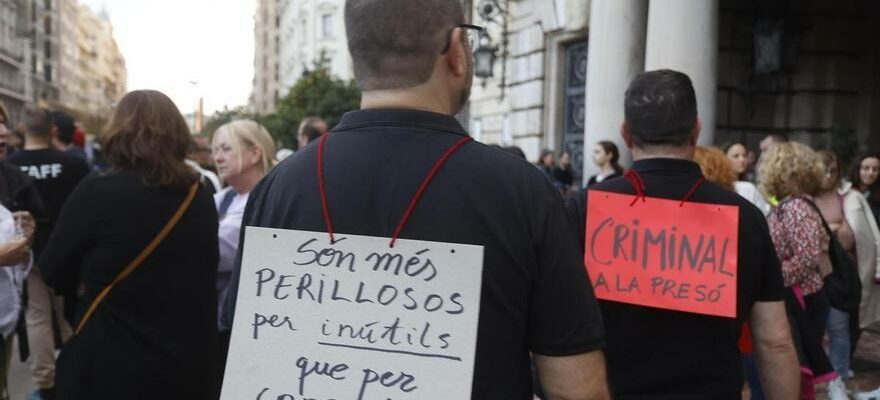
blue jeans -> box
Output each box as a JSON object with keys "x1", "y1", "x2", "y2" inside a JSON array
[
  {"x1": 827, "y1": 307, "x2": 851, "y2": 380},
  {"x1": 743, "y1": 354, "x2": 765, "y2": 400}
]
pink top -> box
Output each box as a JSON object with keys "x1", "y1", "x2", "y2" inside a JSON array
[{"x1": 814, "y1": 189, "x2": 856, "y2": 255}]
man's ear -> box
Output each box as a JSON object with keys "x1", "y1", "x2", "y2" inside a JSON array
[
  {"x1": 689, "y1": 118, "x2": 702, "y2": 146},
  {"x1": 621, "y1": 123, "x2": 634, "y2": 149},
  {"x1": 445, "y1": 27, "x2": 469, "y2": 77}
]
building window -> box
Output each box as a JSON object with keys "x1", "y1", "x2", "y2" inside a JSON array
[{"x1": 322, "y1": 13, "x2": 333, "y2": 38}]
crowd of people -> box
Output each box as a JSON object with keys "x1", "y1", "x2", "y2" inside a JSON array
[{"x1": 0, "y1": 0, "x2": 877, "y2": 399}]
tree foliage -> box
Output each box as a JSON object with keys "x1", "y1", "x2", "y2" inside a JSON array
[
  {"x1": 201, "y1": 62, "x2": 361, "y2": 150},
  {"x1": 275, "y1": 64, "x2": 361, "y2": 149}
]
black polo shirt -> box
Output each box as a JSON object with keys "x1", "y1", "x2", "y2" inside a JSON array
[
  {"x1": 567, "y1": 158, "x2": 785, "y2": 400},
  {"x1": 226, "y1": 109, "x2": 605, "y2": 399}
]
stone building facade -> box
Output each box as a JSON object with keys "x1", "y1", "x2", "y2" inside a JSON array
[
  {"x1": 278, "y1": 0, "x2": 351, "y2": 94},
  {"x1": 252, "y1": 0, "x2": 281, "y2": 114},
  {"x1": 54, "y1": 1, "x2": 126, "y2": 127},
  {"x1": 468, "y1": 0, "x2": 589, "y2": 177},
  {"x1": 0, "y1": 0, "x2": 29, "y2": 120},
  {"x1": 469, "y1": 0, "x2": 880, "y2": 184}
]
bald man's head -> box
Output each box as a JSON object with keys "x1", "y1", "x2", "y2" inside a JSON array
[{"x1": 345, "y1": 0, "x2": 465, "y2": 91}]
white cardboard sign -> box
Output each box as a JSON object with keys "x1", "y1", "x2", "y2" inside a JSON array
[{"x1": 221, "y1": 227, "x2": 484, "y2": 400}]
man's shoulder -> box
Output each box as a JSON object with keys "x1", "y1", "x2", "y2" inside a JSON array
[
  {"x1": 9, "y1": 148, "x2": 84, "y2": 164},
  {"x1": 0, "y1": 160, "x2": 24, "y2": 176}
]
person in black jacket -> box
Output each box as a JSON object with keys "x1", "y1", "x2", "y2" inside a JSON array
[{"x1": 39, "y1": 90, "x2": 220, "y2": 400}]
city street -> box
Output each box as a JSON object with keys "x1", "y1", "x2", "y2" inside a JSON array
[{"x1": 5, "y1": 325, "x2": 880, "y2": 399}]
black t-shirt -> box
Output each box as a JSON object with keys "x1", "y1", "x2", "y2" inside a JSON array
[
  {"x1": 224, "y1": 109, "x2": 605, "y2": 399},
  {"x1": 0, "y1": 160, "x2": 45, "y2": 217},
  {"x1": 9, "y1": 148, "x2": 90, "y2": 254},
  {"x1": 567, "y1": 158, "x2": 785, "y2": 400}
]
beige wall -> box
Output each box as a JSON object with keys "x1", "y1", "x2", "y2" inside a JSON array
[
  {"x1": 468, "y1": 0, "x2": 588, "y2": 163},
  {"x1": 279, "y1": 0, "x2": 351, "y2": 94},
  {"x1": 54, "y1": 2, "x2": 125, "y2": 127},
  {"x1": 251, "y1": 0, "x2": 280, "y2": 114}
]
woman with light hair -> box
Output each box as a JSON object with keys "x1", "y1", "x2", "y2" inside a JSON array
[
  {"x1": 760, "y1": 142, "x2": 838, "y2": 399},
  {"x1": 211, "y1": 120, "x2": 276, "y2": 325}
]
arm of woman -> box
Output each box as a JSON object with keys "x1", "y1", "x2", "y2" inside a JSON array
[
  {"x1": 0, "y1": 238, "x2": 29, "y2": 266},
  {"x1": 38, "y1": 178, "x2": 97, "y2": 295},
  {"x1": 217, "y1": 215, "x2": 243, "y2": 275},
  {"x1": 835, "y1": 217, "x2": 856, "y2": 253},
  {"x1": 844, "y1": 192, "x2": 880, "y2": 284},
  {"x1": 778, "y1": 200, "x2": 824, "y2": 289}
]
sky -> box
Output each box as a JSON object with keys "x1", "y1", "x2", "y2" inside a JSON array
[{"x1": 78, "y1": 0, "x2": 256, "y2": 116}]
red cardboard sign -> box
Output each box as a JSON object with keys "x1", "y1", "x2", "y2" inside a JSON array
[{"x1": 585, "y1": 190, "x2": 740, "y2": 318}]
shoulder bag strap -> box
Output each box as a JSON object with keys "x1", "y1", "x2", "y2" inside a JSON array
[
  {"x1": 74, "y1": 182, "x2": 200, "y2": 334},
  {"x1": 798, "y1": 197, "x2": 835, "y2": 238}
]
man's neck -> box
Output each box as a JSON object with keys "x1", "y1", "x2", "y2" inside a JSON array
[
  {"x1": 360, "y1": 86, "x2": 454, "y2": 115},
  {"x1": 600, "y1": 164, "x2": 616, "y2": 175},
  {"x1": 228, "y1": 168, "x2": 263, "y2": 195},
  {"x1": 631, "y1": 146, "x2": 694, "y2": 162},
  {"x1": 24, "y1": 136, "x2": 52, "y2": 151}
]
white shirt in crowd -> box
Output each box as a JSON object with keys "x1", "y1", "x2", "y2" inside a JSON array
[
  {"x1": 214, "y1": 187, "x2": 249, "y2": 324},
  {"x1": 0, "y1": 205, "x2": 31, "y2": 338},
  {"x1": 186, "y1": 159, "x2": 222, "y2": 194},
  {"x1": 735, "y1": 181, "x2": 771, "y2": 216}
]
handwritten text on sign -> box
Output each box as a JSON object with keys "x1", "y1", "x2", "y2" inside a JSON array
[
  {"x1": 585, "y1": 190, "x2": 740, "y2": 318},
  {"x1": 221, "y1": 227, "x2": 484, "y2": 400}
]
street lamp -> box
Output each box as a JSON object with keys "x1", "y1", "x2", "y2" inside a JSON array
[{"x1": 473, "y1": 32, "x2": 498, "y2": 83}]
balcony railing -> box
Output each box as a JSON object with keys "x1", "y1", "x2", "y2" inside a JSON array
[
  {"x1": 0, "y1": 40, "x2": 25, "y2": 65},
  {"x1": 0, "y1": 79, "x2": 26, "y2": 97}
]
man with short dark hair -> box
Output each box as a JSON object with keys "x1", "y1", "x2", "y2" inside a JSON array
[
  {"x1": 186, "y1": 135, "x2": 222, "y2": 195},
  {"x1": 760, "y1": 133, "x2": 787, "y2": 152},
  {"x1": 9, "y1": 105, "x2": 89, "y2": 400},
  {"x1": 567, "y1": 70, "x2": 799, "y2": 399},
  {"x1": 296, "y1": 116, "x2": 327, "y2": 149},
  {"x1": 222, "y1": 0, "x2": 609, "y2": 398},
  {"x1": 49, "y1": 111, "x2": 85, "y2": 159}
]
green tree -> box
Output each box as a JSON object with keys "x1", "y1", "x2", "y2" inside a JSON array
[
  {"x1": 201, "y1": 63, "x2": 360, "y2": 150},
  {"x1": 201, "y1": 106, "x2": 254, "y2": 138},
  {"x1": 275, "y1": 64, "x2": 361, "y2": 149}
]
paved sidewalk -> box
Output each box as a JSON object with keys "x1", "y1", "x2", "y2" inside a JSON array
[
  {"x1": 814, "y1": 324, "x2": 880, "y2": 400},
  {"x1": 7, "y1": 326, "x2": 880, "y2": 399}
]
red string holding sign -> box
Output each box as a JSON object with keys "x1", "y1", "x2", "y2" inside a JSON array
[{"x1": 316, "y1": 133, "x2": 473, "y2": 248}]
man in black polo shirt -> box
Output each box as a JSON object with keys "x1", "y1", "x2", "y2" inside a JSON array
[
  {"x1": 222, "y1": 0, "x2": 609, "y2": 398},
  {"x1": 9, "y1": 106, "x2": 89, "y2": 400},
  {"x1": 568, "y1": 70, "x2": 798, "y2": 399}
]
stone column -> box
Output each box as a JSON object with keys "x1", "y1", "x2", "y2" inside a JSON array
[
  {"x1": 583, "y1": 0, "x2": 648, "y2": 180},
  {"x1": 645, "y1": 0, "x2": 719, "y2": 145}
]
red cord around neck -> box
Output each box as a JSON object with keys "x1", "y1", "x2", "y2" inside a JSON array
[
  {"x1": 317, "y1": 134, "x2": 473, "y2": 247},
  {"x1": 623, "y1": 169, "x2": 705, "y2": 207},
  {"x1": 317, "y1": 134, "x2": 336, "y2": 243}
]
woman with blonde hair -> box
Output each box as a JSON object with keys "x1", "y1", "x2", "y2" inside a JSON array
[
  {"x1": 39, "y1": 90, "x2": 221, "y2": 399},
  {"x1": 211, "y1": 120, "x2": 276, "y2": 377},
  {"x1": 760, "y1": 142, "x2": 837, "y2": 399},
  {"x1": 212, "y1": 120, "x2": 276, "y2": 325}
]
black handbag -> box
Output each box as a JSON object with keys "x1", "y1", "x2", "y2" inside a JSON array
[{"x1": 802, "y1": 200, "x2": 862, "y2": 311}]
